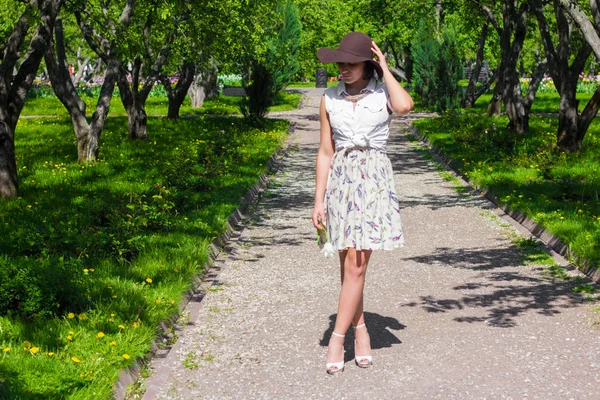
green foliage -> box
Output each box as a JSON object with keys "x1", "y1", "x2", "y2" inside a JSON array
[
  {"x1": 411, "y1": 20, "x2": 462, "y2": 113},
  {"x1": 437, "y1": 23, "x2": 462, "y2": 113},
  {"x1": 269, "y1": 1, "x2": 302, "y2": 93},
  {"x1": 241, "y1": 0, "x2": 302, "y2": 122},
  {"x1": 414, "y1": 113, "x2": 600, "y2": 268},
  {"x1": 0, "y1": 115, "x2": 288, "y2": 396},
  {"x1": 411, "y1": 20, "x2": 440, "y2": 108},
  {"x1": 240, "y1": 62, "x2": 274, "y2": 121}
]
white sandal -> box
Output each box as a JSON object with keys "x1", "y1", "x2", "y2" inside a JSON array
[
  {"x1": 354, "y1": 323, "x2": 373, "y2": 368},
  {"x1": 326, "y1": 331, "x2": 345, "y2": 375}
]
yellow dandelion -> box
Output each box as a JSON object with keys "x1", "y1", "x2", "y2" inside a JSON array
[
  {"x1": 67, "y1": 313, "x2": 75, "y2": 319},
  {"x1": 71, "y1": 356, "x2": 82, "y2": 363},
  {"x1": 118, "y1": 324, "x2": 125, "y2": 329},
  {"x1": 146, "y1": 278, "x2": 152, "y2": 283},
  {"x1": 110, "y1": 341, "x2": 117, "y2": 346},
  {"x1": 3, "y1": 348, "x2": 10, "y2": 353},
  {"x1": 78, "y1": 314, "x2": 86, "y2": 320},
  {"x1": 67, "y1": 335, "x2": 73, "y2": 341},
  {"x1": 83, "y1": 269, "x2": 89, "y2": 274},
  {"x1": 69, "y1": 331, "x2": 74, "y2": 335},
  {"x1": 97, "y1": 332, "x2": 105, "y2": 339},
  {"x1": 122, "y1": 354, "x2": 130, "y2": 360},
  {"x1": 30, "y1": 347, "x2": 40, "y2": 354},
  {"x1": 48, "y1": 352, "x2": 54, "y2": 357}
]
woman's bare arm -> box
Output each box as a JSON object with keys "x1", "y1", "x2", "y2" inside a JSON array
[
  {"x1": 372, "y1": 41, "x2": 414, "y2": 115},
  {"x1": 312, "y1": 95, "x2": 335, "y2": 229}
]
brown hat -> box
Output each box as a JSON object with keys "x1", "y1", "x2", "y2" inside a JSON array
[{"x1": 317, "y1": 32, "x2": 383, "y2": 79}]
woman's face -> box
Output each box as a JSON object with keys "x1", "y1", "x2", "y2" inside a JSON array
[{"x1": 337, "y1": 62, "x2": 365, "y2": 84}]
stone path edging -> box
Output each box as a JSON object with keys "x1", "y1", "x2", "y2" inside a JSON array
[
  {"x1": 407, "y1": 123, "x2": 600, "y2": 284},
  {"x1": 112, "y1": 121, "x2": 297, "y2": 399}
]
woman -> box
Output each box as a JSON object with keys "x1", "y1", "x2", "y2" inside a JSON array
[{"x1": 312, "y1": 32, "x2": 413, "y2": 375}]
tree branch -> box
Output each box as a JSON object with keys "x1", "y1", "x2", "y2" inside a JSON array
[
  {"x1": 75, "y1": 10, "x2": 109, "y2": 61},
  {"x1": 0, "y1": 8, "x2": 32, "y2": 98},
  {"x1": 530, "y1": 0, "x2": 558, "y2": 70},
  {"x1": 119, "y1": 0, "x2": 135, "y2": 26},
  {"x1": 559, "y1": 0, "x2": 600, "y2": 61}
]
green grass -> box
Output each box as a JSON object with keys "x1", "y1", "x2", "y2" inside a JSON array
[
  {"x1": 414, "y1": 113, "x2": 600, "y2": 270},
  {"x1": 473, "y1": 92, "x2": 597, "y2": 114},
  {"x1": 0, "y1": 115, "x2": 289, "y2": 398},
  {"x1": 21, "y1": 91, "x2": 302, "y2": 117}
]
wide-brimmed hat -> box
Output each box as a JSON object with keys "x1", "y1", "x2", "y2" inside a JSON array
[{"x1": 317, "y1": 32, "x2": 383, "y2": 78}]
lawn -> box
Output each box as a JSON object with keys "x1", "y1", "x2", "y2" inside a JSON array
[
  {"x1": 0, "y1": 115, "x2": 289, "y2": 398},
  {"x1": 21, "y1": 91, "x2": 302, "y2": 117},
  {"x1": 413, "y1": 113, "x2": 600, "y2": 270}
]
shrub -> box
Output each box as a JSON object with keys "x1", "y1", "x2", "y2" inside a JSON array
[
  {"x1": 411, "y1": 20, "x2": 463, "y2": 113},
  {"x1": 241, "y1": 0, "x2": 301, "y2": 122}
]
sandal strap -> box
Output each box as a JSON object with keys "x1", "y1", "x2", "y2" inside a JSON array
[
  {"x1": 331, "y1": 331, "x2": 345, "y2": 338},
  {"x1": 354, "y1": 323, "x2": 366, "y2": 329}
]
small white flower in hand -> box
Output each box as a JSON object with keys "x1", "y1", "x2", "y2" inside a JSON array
[
  {"x1": 316, "y1": 225, "x2": 335, "y2": 258},
  {"x1": 321, "y1": 242, "x2": 335, "y2": 258}
]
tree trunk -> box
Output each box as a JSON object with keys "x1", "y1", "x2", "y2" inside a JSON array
[
  {"x1": 556, "y1": 91, "x2": 581, "y2": 152},
  {"x1": 45, "y1": 17, "x2": 119, "y2": 162},
  {"x1": 464, "y1": 24, "x2": 488, "y2": 108},
  {"x1": 163, "y1": 62, "x2": 195, "y2": 119},
  {"x1": 504, "y1": 68, "x2": 529, "y2": 133},
  {"x1": 188, "y1": 84, "x2": 207, "y2": 109},
  {"x1": 0, "y1": 122, "x2": 18, "y2": 199},
  {"x1": 117, "y1": 67, "x2": 148, "y2": 140},
  {"x1": 487, "y1": 72, "x2": 503, "y2": 116},
  {"x1": 0, "y1": 0, "x2": 61, "y2": 199},
  {"x1": 127, "y1": 103, "x2": 148, "y2": 140},
  {"x1": 188, "y1": 63, "x2": 219, "y2": 109}
]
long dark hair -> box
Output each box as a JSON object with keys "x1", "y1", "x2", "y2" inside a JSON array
[{"x1": 363, "y1": 61, "x2": 381, "y2": 80}]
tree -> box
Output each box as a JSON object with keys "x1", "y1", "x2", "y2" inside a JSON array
[
  {"x1": 160, "y1": 0, "x2": 236, "y2": 118},
  {"x1": 551, "y1": 0, "x2": 600, "y2": 151},
  {"x1": 411, "y1": 19, "x2": 440, "y2": 108},
  {"x1": 437, "y1": 23, "x2": 463, "y2": 112},
  {"x1": 411, "y1": 19, "x2": 462, "y2": 113},
  {"x1": 476, "y1": 0, "x2": 547, "y2": 132},
  {"x1": 0, "y1": 0, "x2": 62, "y2": 199},
  {"x1": 463, "y1": 23, "x2": 494, "y2": 108},
  {"x1": 44, "y1": 13, "x2": 120, "y2": 162},
  {"x1": 75, "y1": 0, "x2": 182, "y2": 140},
  {"x1": 240, "y1": 0, "x2": 301, "y2": 121}
]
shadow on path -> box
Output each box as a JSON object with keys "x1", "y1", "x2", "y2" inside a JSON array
[
  {"x1": 402, "y1": 245, "x2": 588, "y2": 328},
  {"x1": 320, "y1": 312, "x2": 406, "y2": 361}
]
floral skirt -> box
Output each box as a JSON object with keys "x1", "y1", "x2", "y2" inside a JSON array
[{"x1": 325, "y1": 147, "x2": 405, "y2": 251}]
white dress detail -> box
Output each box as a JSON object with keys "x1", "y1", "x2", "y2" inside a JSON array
[{"x1": 323, "y1": 78, "x2": 405, "y2": 251}]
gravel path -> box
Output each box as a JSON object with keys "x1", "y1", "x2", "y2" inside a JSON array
[{"x1": 141, "y1": 88, "x2": 600, "y2": 400}]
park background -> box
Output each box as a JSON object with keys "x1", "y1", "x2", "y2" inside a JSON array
[{"x1": 0, "y1": 0, "x2": 599, "y2": 398}]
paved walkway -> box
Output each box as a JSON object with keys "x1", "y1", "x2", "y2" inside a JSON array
[{"x1": 141, "y1": 89, "x2": 599, "y2": 399}]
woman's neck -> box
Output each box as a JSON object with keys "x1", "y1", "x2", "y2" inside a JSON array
[{"x1": 344, "y1": 79, "x2": 369, "y2": 95}]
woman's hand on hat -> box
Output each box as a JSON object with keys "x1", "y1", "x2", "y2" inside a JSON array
[{"x1": 371, "y1": 41, "x2": 389, "y2": 72}]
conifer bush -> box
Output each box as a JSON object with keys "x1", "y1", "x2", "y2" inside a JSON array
[{"x1": 411, "y1": 20, "x2": 463, "y2": 113}]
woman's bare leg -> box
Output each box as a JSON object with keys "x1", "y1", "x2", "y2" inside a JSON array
[{"x1": 327, "y1": 249, "x2": 372, "y2": 368}]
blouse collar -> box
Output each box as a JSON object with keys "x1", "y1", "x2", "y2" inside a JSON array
[{"x1": 336, "y1": 77, "x2": 377, "y2": 96}]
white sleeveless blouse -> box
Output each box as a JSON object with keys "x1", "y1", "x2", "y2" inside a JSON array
[{"x1": 323, "y1": 78, "x2": 391, "y2": 151}]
